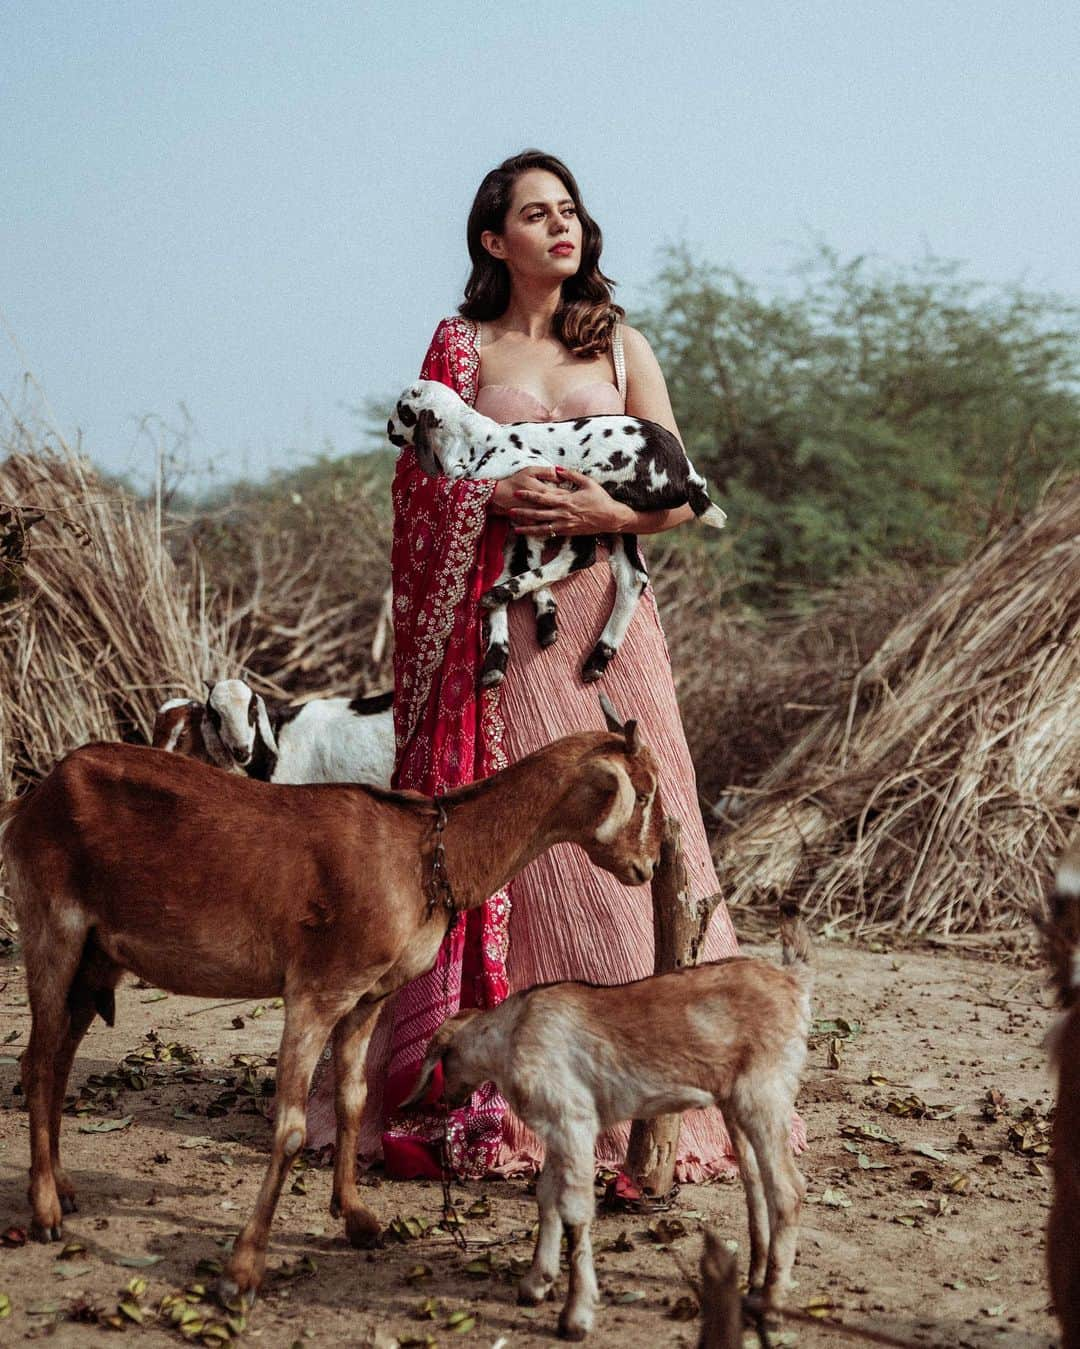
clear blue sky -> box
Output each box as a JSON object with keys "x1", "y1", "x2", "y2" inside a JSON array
[{"x1": 2, "y1": 1, "x2": 1078, "y2": 488}]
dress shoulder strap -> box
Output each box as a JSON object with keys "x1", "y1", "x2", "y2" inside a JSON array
[{"x1": 612, "y1": 323, "x2": 627, "y2": 400}]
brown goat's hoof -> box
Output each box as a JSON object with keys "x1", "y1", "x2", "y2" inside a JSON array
[
  {"x1": 59, "y1": 1194, "x2": 78, "y2": 1215},
  {"x1": 31, "y1": 1222, "x2": 62, "y2": 1243},
  {"x1": 217, "y1": 1277, "x2": 256, "y2": 1311}
]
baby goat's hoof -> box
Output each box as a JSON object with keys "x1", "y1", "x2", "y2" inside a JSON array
[
  {"x1": 581, "y1": 642, "x2": 614, "y2": 684},
  {"x1": 479, "y1": 586, "x2": 510, "y2": 610},
  {"x1": 557, "y1": 1311, "x2": 591, "y2": 1341},
  {"x1": 536, "y1": 612, "x2": 559, "y2": 648},
  {"x1": 344, "y1": 1208, "x2": 383, "y2": 1249},
  {"x1": 517, "y1": 1278, "x2": 554, "y2": 1306},
  {"x1": 480, "y1": 647, "x2": 508, "y2": 688}
]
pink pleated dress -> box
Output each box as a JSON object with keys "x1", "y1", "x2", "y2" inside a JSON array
[{"x1": 473, "y1": 333, "x2": 744, "y2": 1181}]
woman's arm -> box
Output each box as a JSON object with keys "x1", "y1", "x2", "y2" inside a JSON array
[{"x1": 510, "y1": 325, "x2": 695, "y2": 538}]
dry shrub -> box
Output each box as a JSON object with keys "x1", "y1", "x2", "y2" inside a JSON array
[
  {"x1": 182, "y1": 454, "x2": 394, "y2": 697},
  {"x1": 655, "y1": 548, "x2": 930, "y2": 808},
  {"x1": 719, "y1": 476, "x2": 1080, "y2": 937},
  {"x1": 0, "y1": 449, "x2": 240, "y2": 802}
]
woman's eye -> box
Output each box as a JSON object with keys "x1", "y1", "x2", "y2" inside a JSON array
[
  {"x1": 527, "y1": 212, "x2": 544, "y2": 222},
  {"x1": 562, "y1": 206, "x2": 577, "y2": 217}
]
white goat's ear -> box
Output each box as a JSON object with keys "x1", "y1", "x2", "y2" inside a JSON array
[
  {"x1": 203, "y1": 678, "x2": 213, "y2": 694},
  {"x1": 598, "y1": 691, "x2": 624, "y2": 734},
  {"x1": 254, "y1": 695, "x2": 280, "y2": 755},
  {"x1": 589, "y1": 757, "x2": 636, "y2": 844}
]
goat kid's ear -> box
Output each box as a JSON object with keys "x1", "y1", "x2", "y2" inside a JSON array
[
  {"x1": 598, "y1": 691, "x2": 625, "y2": 734},
  {"x1": 414, "y1": 408, "x2": 439, "y2": 454},
  {"x1": 589, "y1": 757, "x2": 636, "y2": 844},
  {"x1": 623, "y1": 718, "x2": 640, "y2": 756},
  {"x1": 399, "y1": 1055, "x2": 442, "y2": 1111}
]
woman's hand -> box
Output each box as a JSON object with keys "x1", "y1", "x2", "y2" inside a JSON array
[{"x1": 508, "y1": 466, "x2": 634, "y2": 537}]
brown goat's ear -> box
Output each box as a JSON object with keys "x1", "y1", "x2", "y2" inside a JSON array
[
  {"x1": 598, "y1": 691, "x2": 624, "y2": 734},
  {"x1": 414, "y1": 408, "x2": 439, "y2": 455},
  {"x1": 624, "y1": 719, "x2": 640, "y2": 756}
]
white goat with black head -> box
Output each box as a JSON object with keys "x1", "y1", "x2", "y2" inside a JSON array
[
  {"x1": 155, "y1": 680, "x2": 395, "y2": 787},
  {"x1": 387, "y1": 379, "x2": 726, "y2": 686}
]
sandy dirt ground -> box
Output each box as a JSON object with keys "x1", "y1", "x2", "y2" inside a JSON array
[{"x1": 0, "y1": 932, "x2": 1062, "y2": 1348}]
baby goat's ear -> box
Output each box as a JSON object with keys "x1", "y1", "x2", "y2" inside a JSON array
[
  {"x1": 397, "y1": 1009, "x2": 479, "y2": 1110},
  {"x1": 399, "y1": 1053, "x2": 441, "y2": 1111},
  {"x1": 414, "y1": 409, "x2": 440, "y2": 456},
  {"x1": 623, "y1": 719, "x2": 640, "y2": 756}
]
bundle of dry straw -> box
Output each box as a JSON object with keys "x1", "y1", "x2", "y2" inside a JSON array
[
  {"x1": 0, "y1": 450, "x2": 241, "y2": 802},
  {"x1": 720, "y1": 477, "x2": 1080, "y2": 937}
]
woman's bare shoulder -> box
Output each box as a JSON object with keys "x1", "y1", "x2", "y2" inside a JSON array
[{"x1": 619, "y1": 324, "x2": 663, "y2": 375}]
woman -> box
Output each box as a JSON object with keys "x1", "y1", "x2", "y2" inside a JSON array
[{"x1": 308, "y1": 150, "x2": 792, "y2": 1180}]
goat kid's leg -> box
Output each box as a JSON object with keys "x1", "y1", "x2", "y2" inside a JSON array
[
  {"x1": 1049, "y1": 1193, "x2": 1080, "y2": 1349},
  {"x1": 523, "y1": 536, "x2": 559, "y2": 649},
  {"x1": 741, "y1": 1106, "x2": 805, "y2": 1316},
  {"x1": 728, "y1": 1117, "x2": 770, "y2": 1295},
  {"x1": 480, "y1": 536, "x2": 520, "y2": 688},
  {"x1": 582, "y1": 536, "x2": 648, "y2": 684},
  {"x1": 519, "y1": 1162, "x2": 563, "y2": 1306},
  {"x1": 329, "y1": 998, "x2": 386, "y2": 1248},
  {"x1": 555, "y1": 1149, "x2": 600, "y2": 1342},
  {"x1": 481, "y1": 537, "x2": 596, "y2": 609},
  {"x1": 221, "y1": 996, "x2": 343, "y2": 1305}
]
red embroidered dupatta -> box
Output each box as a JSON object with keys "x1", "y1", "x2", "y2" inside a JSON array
[{"x1": 381, "y1": 316, "x2": 512, "y2": 1179}]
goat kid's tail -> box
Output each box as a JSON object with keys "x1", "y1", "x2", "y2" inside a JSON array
[
  {"x1": 779, "y1": 899, "x2": 812, "y2": 974},
  {"x1": 0, "y1": 795, "x2": 24, "y2": 851},
  {"x1": 1043, "y1": 839, "x2": 1080, "y2": 1007},
  {"x1": 687, "y1": 477, "x2": 727, "y2": 530}
]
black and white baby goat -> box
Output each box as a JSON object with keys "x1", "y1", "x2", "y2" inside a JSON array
[
  {"x1": 403, "y1": 915, "x2": 810, "y2": 1340},
  {"x1": 152, "y1": 679, "x2": 396, "y2": 787},
  {"x1": 388, "y1": 380, "x2": 726, "y2": 685}
]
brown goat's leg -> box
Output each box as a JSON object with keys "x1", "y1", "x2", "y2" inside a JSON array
[
  {"x1": 1049, "y1": 1196, "x2": 1080, "y2": 1349},
  {"x1": 24, "y1": 932, "x2": 87, "y2": 1241},
  {"x1": 728, "y1": 1118, "x2": 769, "y2": 1294},
  {"x1": 329, "y1": 998, "x2": 386, "y2": 1248},
  {"x1": 221, "y1": 997, "x2": 342, "y2": 1305},
  {"x1": 47, "y1": 995, "x2": 98, "y2": 1214}
]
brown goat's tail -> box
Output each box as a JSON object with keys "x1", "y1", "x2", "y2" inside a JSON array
[
  {"x1": 1043, "y1": 839, "x2": 1080, "y2": 1007},
  {"x1": 0, "y1": 795, "x2": 25, "y2": 851}
]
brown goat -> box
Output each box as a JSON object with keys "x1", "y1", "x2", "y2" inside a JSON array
[
  {"x1": 0, "y1": 713, "x2": 663, "y2": 1305},
  {"x1": 1041, "y1": 840, "x2": 1080, "y2": 1348}
]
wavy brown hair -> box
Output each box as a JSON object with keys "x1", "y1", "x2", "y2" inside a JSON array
[{"x1": 458, "y1": 150, "x2": 624, "y2": 359}]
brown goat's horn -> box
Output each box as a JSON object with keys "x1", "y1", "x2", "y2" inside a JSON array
[{"x1": 598, "y1": 692, "x2": 624, "y2": 733}]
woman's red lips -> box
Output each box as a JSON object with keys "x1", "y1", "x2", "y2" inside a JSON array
[{"x1": 550, "y1": 243, "x2": 575, "y2": 255}]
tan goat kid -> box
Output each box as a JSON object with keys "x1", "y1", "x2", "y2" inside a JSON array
[
  {"x1": 0, "y1": 714, "x2": 663, "y2": 1305},
  {"x1": 404, "y1": 919, "x2": 811, "y2": 1340}
]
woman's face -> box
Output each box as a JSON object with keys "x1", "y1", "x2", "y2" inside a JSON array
[{"x1": 481, "y1": 168, "x2": 584, "y2": 285}]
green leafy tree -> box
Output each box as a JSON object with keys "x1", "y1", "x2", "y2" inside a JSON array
[{"x1": 635, "y1": 246, "x2": 1080, "y2": 598}]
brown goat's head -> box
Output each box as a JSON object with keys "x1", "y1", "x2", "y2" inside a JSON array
[{"x1": 567, "y1": 698, "x2": 664, "y2": 887}]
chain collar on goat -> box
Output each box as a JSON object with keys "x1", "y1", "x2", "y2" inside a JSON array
[{"x1": 423, "y1": 796, "x2": 458, "y2": 923}]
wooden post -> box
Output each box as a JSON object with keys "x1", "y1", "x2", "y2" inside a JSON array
[
  {"x1": 624, "y1": 815, "x2": 724, "y2": 1195},
  {"x1": 697, "y1": 1227, "x2": 743, "y2": 1349}
]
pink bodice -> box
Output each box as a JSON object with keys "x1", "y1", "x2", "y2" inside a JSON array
[{"x1": 473, "y1": 381, "x2": 625, "y2": 424}]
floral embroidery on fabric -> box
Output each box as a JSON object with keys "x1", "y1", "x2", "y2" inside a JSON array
[{"x1": 382, "y1": 316, "x2": 512, "y2": 1179}]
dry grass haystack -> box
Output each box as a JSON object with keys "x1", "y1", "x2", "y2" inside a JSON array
[
  {"x1": 720, "y1": 476, "x2": 1080, "y2": 937},
  {"x1": 0, "y1": 450, "x2": 241, "y2": 801}
]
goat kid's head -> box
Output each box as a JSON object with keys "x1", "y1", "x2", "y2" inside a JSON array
[
  {"x1": 567, "y1": 696, "x2": 664, "y2": 887},
  {"x1": 204, "y1": 679, "x2": 265, "y2": 769},
  {"x1": 387, "y1": 380, "x2": 470, "y2": 478},
  {"x1": 399, "y1": 1009, "x2": 487, "y2": 1112}
]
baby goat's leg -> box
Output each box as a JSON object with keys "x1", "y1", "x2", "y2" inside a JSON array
[
  {"x1": 582, "y1": 536, "x2": 649, "y2": 684},
  {"x1": 554, "y1": 1141, "x2": 600, "y2": 1341},
  {"x1": 330, "y1": 997, "x2": 387, "y2": 1248},
  {"x1": 481, "y1": 536, "x2": 519, "y2": 688},
  {"x1": 518, "y1": 1161, "x2": 563, "y2": 1306},
  {"x1": 728, "y1": 1118, "x2": 770, "y2": 1295},
  {"x1": 740, "y1": 1099, "x2": 804, "y2": 1314},
  {"x1": 222, "y1": 994, "x2": 345, "y2": 1304},
  {"x1": 481, "y1": 536, "x2": 597, "y2": 609}
]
